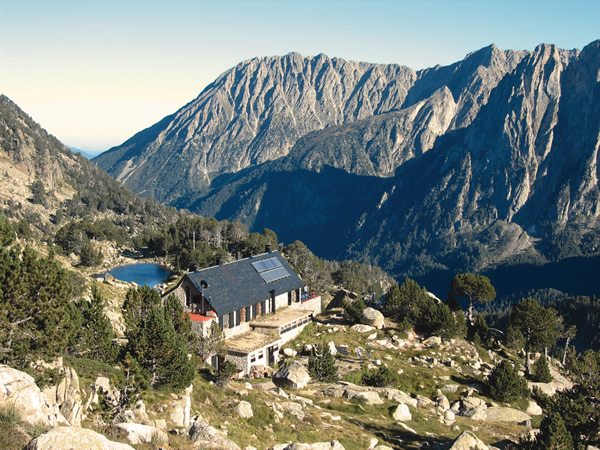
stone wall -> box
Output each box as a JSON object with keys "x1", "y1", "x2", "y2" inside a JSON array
[
  {"x1": 223, "y1": 321, "x2": 250, "y2": 340},
  {"x1": 225, "y1": 351, "x2": 250, "y2": 376}
]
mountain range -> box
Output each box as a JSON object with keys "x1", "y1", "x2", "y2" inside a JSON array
[{"x1": 94, "y1": 41, "x2": 600, "y2": 296}]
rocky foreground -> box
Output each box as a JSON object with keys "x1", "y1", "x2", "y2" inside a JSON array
[{"x1": 0, "y1": 313, "x2": 572, "y2": 449}]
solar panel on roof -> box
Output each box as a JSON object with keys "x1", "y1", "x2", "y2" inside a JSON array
[
  {"x1": 260, "y1": 266, "x2": 290, "y2": 283},
  {"x1": 252, "y1": 257, "x2": 282, "y2": 273}
]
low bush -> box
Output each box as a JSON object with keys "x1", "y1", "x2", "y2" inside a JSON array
[{"x1": 361, "y1": 366, "x2": 397, "y2": 387}]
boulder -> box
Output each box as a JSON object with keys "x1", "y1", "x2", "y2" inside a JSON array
[
  {"x1": 189, "y1": 418, "x2": 241, "y2": 449},
  {"x1": 93, "y1": 376, "x2": 120, "y2": 406},
  {"x1": 349, "y1": 391, "x2": 384, "y2": 405},
  {"x1": 350, "y1": 324, "x2": 374, "y2": 333},
  {"x1": 114, "y1": 399, "x2": 150, "y2": 425},
  {"x1": 436, "y1": 392, "x2": 450, "y2": 411},
  {"x1": 360, "y1": 308, "x2": 385, "y2": 329},
  {"x1": 26, "y1": 427, "x2": 134, "y2": 449},
  {"x1": 273, "y1": 361, "x2": 311, "y2": 390},
  {"x1": 104, "y1": 272, "x2": 116, "y2": 285},
  {"x1": 443, "y1": 409, "x2": 456, "y2": 425},
  {"x1": 283, "y1": 348, "x2": 297, "y2": 357},
  {"x1": 282, "y1": 401, "x2": 305, "y2": 420},
  {"x1": 327, "y1": 341, "x2": 337, "y2": 356},
  {"x1": 114, "y1": 423, "x2": 168, "y2": 445},
  {"x1": 234, "y1": 400, "x2": 253, "y2": 419},
  {"x1": 441, "y1": 384, "x2": 460, "y2": 393},
  {"x1": 0, "y1": 365, "x2": 62, "y2": 427},
  {"x1": 392, "y1": 403, "x2": 412, "y2": 421},
  {"x1": 449, "y1": 431, "x2": 488, "y2": 450},
  {"x1": 170, "y1": 384, "x2": 193, "y2": 427},
  {"x1": 381, "y1": 388, "x2": 418, "y2": 408},
  {"x1": 423, "y1": 336, "x2": 442, "y2": 346},
  {"x1": 46, "y1": 366, "x2": 83, "y2": 426},
  {"x1": 484, "y1": 407, "x2": 531, "y2": 423},
  {"x1": 526, "y1": 400, "x2": 543, "y2": 416},
  {"x1": 272, "y1": 442, "x2": 345, "y2": 450}
]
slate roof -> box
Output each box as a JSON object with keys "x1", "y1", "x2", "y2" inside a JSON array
[{"x1": 184, "y1": 251, "x2": 304, "y2": 316}]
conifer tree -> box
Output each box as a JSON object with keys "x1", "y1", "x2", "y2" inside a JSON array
[
  {"x1": 308, "y1": 344, "x2": 338, "y2": 382},
  {"x1": 449, "y1": 273, "x2": 496, "y2": 325},
  {"x1": 71, "y1": 284, "x2": 117, "y2": 362},
  {"x1": 488, "y1": 360, "x2": 529, "y2": 403},
  {"x1": 0, "y1": 213, "x2": 14, "y2": 247},
  {"x1": 508, "y1": 298, "x2": 561, "y2": 374},
  {"x1": 0, "y1": 246, "x2": 73, "y2": 367},
  {"x1": 532, "y1": 356, "x2": 553, "y2": 383},
  {"x1": 125, "y1": 290, "x2": 195, "y2": 389}
]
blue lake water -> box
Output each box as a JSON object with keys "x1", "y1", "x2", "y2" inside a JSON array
[{"x1": 99, "y1": 263, "x2": 172, "y2": 287}]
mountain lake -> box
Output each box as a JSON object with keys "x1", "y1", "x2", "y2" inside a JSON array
[{"x1": 96, "y1": 263, "x2": 172, "y2": 288}]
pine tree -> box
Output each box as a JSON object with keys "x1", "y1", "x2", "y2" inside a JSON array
[
  {"x1": 532, "y1": 356, "x2": 553, "y2": 383},
  {"x1": 0, "y1": 213, "x2": 14, "y2": 247},
  {"x1": 0, "y1": 246, "x2": 74, "y2": 367},
  {"x1": 126, "y1": 295, "x2": 195, "y2": 389},
  {"x1": 531, "y1": 411, "x2": 573, "y2": 449},
  {"x1": 122, "y1": 285, "x2": 161, "y2": 336},
  {"x1": 509, "y1": 298, "x2": 561, "y2": 374},
  {"x1": 71, "y1": 284, "x2": 117, "y2": 362},
  {"x1": 449, "y1": 273, "x2": 496, "y2": 325},
  {"x1": 308, "y1": 344, "x2": 338, "y2": 382},
  {"x1": 488, "y1": 360, "x2": 529, "y2": 403}
]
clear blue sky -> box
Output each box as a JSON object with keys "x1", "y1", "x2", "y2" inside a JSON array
[{"x1": 1, "y1": 0, "x2": 598, "y2": 152}]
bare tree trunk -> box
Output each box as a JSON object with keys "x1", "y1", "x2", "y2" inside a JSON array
[{"x1": 562, "y1": 337, "x2": 571, "y2": 366}]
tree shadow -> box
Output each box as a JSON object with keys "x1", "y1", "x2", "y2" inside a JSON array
[{"x1": 355, "y1": 418, "x2": 454, "y2": 449}]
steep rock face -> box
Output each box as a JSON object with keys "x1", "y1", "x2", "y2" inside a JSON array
[
  {"x1": 95, "y1": 53, "x2": 417, "y2": 202},
  {"x1": 95, "y1": 42, "x2": 600, "y2": 292},
  {"x1": 345, "y1": 42, "x2": 598, "y2": 275},
  {"x1": 95, "y1": 47, "x2": 523, "y2": 204},
  {"x1": 184, "y1": 42, "x2": 599, "y2": 288}
]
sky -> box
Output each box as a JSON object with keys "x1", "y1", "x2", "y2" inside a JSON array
[{"x1": 1, "y1": 0, "x2": 599, "y2": 153}]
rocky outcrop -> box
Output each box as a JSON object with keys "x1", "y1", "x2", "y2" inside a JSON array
[
  {"x1": 392, "y1": 403, "x2": 412, "y2": 421},
  {"x1": 272, "y1": 442, "x2": 345, "y2": 450},
  {"x1": 26, "y1": 427, "x2": 134, "y2": 450},
  {"x1": 449, "y1": 431, "x2": 488, "y2": 450},
  {"x1": 234, "y1": 400, "x2": 253, "y2": 419},
  {"x1": 273, "y1": 361, "x2": 311, "y2": 390},
  {"x1": 169, "y1": 384, "x2": 193, "y2": 427},
  {"x1": 484, "y1": 407, "x2": 531, "y2": 424},
  {"x1": 42, "y1": 365, "x2": 84, "y2": 426},
  {"x1": 113, "y1": 423, "x2": 168, "y2": 445},
  {"x1": 0, "y1": 365, "x2": 63, "y2": 427},
  {"x1": 189, "y1": 417, "x2": 241, "y2": 449}
]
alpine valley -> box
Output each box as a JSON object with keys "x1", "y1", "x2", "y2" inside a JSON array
[{"x1": 95, "y1": 41, "x2": 600, "y2": 298}]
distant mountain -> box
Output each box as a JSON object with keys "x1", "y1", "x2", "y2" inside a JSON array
[
  {"x1": 69, "y1": 147, "x2": 104, "y2": 160},
  {"x1": 94, "y1": 42, "x2": 600, "y2": 296}
]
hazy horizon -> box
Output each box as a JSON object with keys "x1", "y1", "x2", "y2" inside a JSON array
[{"x1": 1, "y1": 0, "x2": 598, "y2": 152}]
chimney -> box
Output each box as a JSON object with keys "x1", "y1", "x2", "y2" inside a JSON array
[{"x1": 266, "y1": 244, "x2": 272, "y2": 253}]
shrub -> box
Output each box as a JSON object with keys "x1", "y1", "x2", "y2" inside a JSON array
[
  {"x1": 488, "y1": 360, "x2": 529, "y2": 403},
  {"x1": 0, "y1": 403, "x2": 22, "y2": 424},
  {"x1": 216, "y1": 360, "x2": 239, "y2": 385},
  {"x1": 532, "y1": 356, "x2": 553, "y2": 383},
  {"x1": 342, "y1": 298, "x2": 366, "y2": 324},
  {"x1": 361, "y1": 366, "x2": 398, "y2": 388}
]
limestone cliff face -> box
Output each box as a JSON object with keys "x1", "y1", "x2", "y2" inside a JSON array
[
  {"x1": 95, "y1": 41, "x2": 600, "y2": 281},
  {"x1": 94, "y1": 47, "x2": 523, "y2": 202}
]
